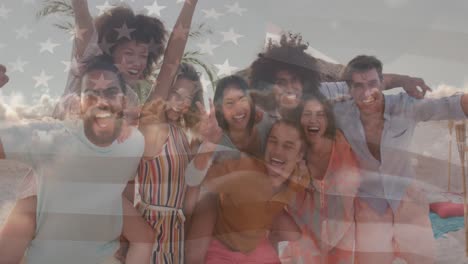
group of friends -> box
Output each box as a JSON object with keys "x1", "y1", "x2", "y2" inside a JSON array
[{"x1": 0, "y1": 0, "x2": 467, "y2": 263}]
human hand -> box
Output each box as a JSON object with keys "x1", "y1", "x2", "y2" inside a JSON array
[
  {"x1": 0, "y1": 64, "x2": 9, "y2": 88},
  {"x1": 196, "y1": 99, "x2": 222, "y2": 143},
  {"x1": 400, "y1": 76, "x2": 432, "y2": 99},
  {"x1": 117, "y1": 119, "x2": 133, "y2": 143}
]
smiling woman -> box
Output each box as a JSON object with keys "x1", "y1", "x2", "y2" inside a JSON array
[
  {"x1": 53, "y1": 0, "x2": 167, "y2": 121},
  {"x1": 282, "y1": 93, "x2": 361, "y2": 264}
]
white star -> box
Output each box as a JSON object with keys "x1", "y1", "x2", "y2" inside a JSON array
[
  {"x1": 114, "y1": 23, "x2": 136, "y2": 40},
  {"x1": 96, "y1": 1, "x2": 114, "y2": 15},
  {"x1": 9, "y1": 57, "x2": 29, "y2": 73},
  {"x1": 220, "y1": 28, "x2": 244, "y2": 45},
  {"x1": 39, "y1": 38, "x2": 60, "y2": 54},
  {"x1": 144, "y1": 1, "x2": 166, "y2": 17},
  {"x1": 215, "y1": 59, "x2": 238, "y2": 77},
  {"x1": 226, "y1": 2, "x2": 246, "y2": 16},
  {"x1": 202, "y1": 8, "x2": 223, "y2": 20},
  {"x1": 61, "y1": 61, "x2": 71, "y2": 73},
  {"x1": 197, "y1": 39, "x2": 219, "y2": 56},
  {"x1": 0, "y1": 4, "x2": 12, "y2": 19},
  {"x1": 91, "y1": 74, "x2": 113, "y2": 89},
  {"x1": 33, "y1": 71, "x2": 53, "y2": 88},
  {"x1": 15, "y1": 25, "x2": 33, "y2": 39}
]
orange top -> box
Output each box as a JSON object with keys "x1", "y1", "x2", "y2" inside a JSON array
[{"x1": 203, "y1": 156, "x2": 307, "y2": 253}]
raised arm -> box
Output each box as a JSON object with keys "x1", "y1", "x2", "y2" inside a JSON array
[
  {"x1": 185, "y1": 100, "x2": 223, "y2": 187},
  {"x1": 71, "y1": 0, "x2": 95, "y2": 60},
  {"x1": 145, "y1": 0, "x2": 198, "y2": 103},
  {"x1": 382, "y1": 74, "x2": 432, "y2": 99}
]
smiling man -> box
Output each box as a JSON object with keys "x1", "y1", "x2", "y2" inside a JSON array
[
  {"x1": 185, "y1": 119, "x2": 308, "y2": 264},
  {"x1": 334, "y1": 55, "x2": 468, "y2": 264},
  {"x1": 0, "y1": 56, "x2": 145, "y2": 264}
]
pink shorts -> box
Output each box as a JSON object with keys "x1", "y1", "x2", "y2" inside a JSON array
[{"x1": 205, "y1": 238, "x2": 280, "y2": 264}]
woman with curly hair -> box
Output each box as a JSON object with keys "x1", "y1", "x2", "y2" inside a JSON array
[
  {"x1": 248, "y1": 33, "x2": 323, "y2": 120},
  {"x1": 53, "y1": 0, "x2": 167, "y2": 126}
]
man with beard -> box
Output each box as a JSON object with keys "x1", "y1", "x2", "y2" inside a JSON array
[{"x1": 0, "y1": 56, "x2": 148, "y2": 264}]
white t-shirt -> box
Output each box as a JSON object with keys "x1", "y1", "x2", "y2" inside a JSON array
[{"x1": 1, "y1": 119, "x2": 144, "y2": 264}]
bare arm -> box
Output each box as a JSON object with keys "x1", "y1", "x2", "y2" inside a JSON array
[
  {"x1": 382, "y1": 74, "x2": 432, "y2": 99},
  {"x1": 185, "y1": 192, "x2": 217, "y2": 264},
  {"x1": 461, "y1": 94, "x2": 468, "y2": 116},
  {"x1": 145, "y1": 0, "x2": 198, "y2": 103},
  {"x1": 121, "y1": 196, "x2": 154, "y2": 264},
  {"x1": 0, "y1": 196, "x2": 37, "y2": 264},
  {"x1": 71, "y1": 0, "x2": 95, "y2": 60},
  {"x1": 185, "y1": 100, "x2": 223, "y2": 186},
  {"x1": 0, "y1": 140, "x2": 5, "y2": 159},
  {"x1": 269, "y1": 209, "x2": 301, "y2": 247},
  {"x1": 0, "y1": 64, "x2": 9, "y2": 88}
]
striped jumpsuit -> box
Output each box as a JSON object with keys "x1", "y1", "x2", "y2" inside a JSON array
[{"x1": 136, "y1": 124, "x2": 191, "y2": 264}]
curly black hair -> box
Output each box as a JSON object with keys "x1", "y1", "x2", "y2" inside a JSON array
[
  {"x1": 249, "y1": 33, "x2": 321, "y2": 95},
  {"x1": 94, "y1": 5, "x2": 167, "y2": 79}
]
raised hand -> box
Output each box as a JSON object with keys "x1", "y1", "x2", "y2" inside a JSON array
[
  {"x1": 401, "y1": 76, "x2": 432, "y2": 99},
  {"x1": 0, "y1": 64, "x2": 9, "y2": 88},
  {"x1": 196, "y1": 99, "x2": 222, "y2": 143}
]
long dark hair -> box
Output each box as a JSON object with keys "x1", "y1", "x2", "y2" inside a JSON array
[
  {"x1": 249, "y1": 33, "x2": 321, "y2": 95},
  {"x1": 298, "y1": 92, "x2": 337, "y2": 140},
  {"x1": 176, "y1": 63, "x2": 204, "y2": 130},
  {"x1": 213, "y1": 75, "x2": 256, "y2": 133}
]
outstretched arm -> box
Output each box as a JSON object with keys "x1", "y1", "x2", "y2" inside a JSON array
[
  {"x1": 462, "y1": 94, "x2": 468, "y2": 116},
  {"x1": 145, "y1": 0, "x2": 199, "y2": 103},
  {"x1": 383, "y1": 74, "x2": 432, "y2": 99},
  {"x1": 71, "y1": 0, "x2": 95, "y2": 60},
  {"x1": 0, "y1": 196, "x2": 37, "y2": 264},
  {"x1": 0, "y1": 64, "x2": 8, "y2": 88}
]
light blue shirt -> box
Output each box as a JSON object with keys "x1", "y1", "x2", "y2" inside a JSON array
[{"x1": 321, "y1": 82, "x2": 466, "y2": 214}]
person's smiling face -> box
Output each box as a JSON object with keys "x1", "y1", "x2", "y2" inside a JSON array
[{"x1": 80, "y1": 69, "x2": 126, "y2": 147}]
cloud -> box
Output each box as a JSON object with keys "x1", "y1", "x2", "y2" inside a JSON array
[
  {"x1": 0, "y1": 93, "x2": 57, "y2": 121},
  {"x1": 426, "y1": 83, "x2": 467, "y2": 99}
]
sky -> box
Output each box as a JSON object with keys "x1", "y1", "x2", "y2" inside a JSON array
[{"x1": 0, "y1": 0, "x2": 467, "y2": 105}]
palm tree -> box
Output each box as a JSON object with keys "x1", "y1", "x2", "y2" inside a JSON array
[{"x1": 36, "y1": 0, "x2": 218, "y2": 95}]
